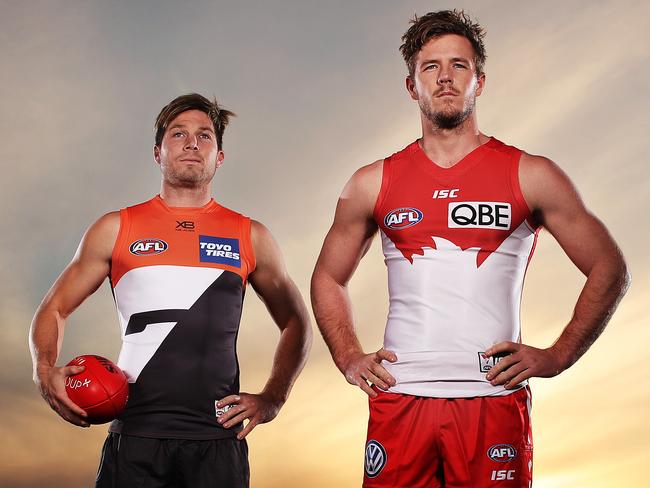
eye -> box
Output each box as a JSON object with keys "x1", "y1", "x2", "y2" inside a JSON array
[
  {"x1": 172, "y1": 131, "x2": 184, "y2": 138},
  {"x1": 200, "y1": 133, "x2": 212, "y2": 140},
  {"x1": 424, "y1": 63, "x2": 438, "y2": 71},
  {"x1": 453, "y1": 63, "x2": 467, "y2": 69}
]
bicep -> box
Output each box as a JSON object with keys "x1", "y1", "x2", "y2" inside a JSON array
[
  {"x1": 248, "y1": 222, "x2": 306, "y2": 329},
  {"x1": 313, "y1": 164, "x2": 381, "y2": 286},
  {"x1": 521, "y1": 155, "x2": 621, "y2": 276},
  {"x1": 40, "y1": 213, "x2": 119, "y2": 317}
]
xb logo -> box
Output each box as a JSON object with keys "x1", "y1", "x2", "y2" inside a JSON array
[
  {"x1": 176, "y1": 220, "x2": 195, "y2": 230},
  {"x1": 364, "y1": 440, "x2": 387, "y2": 478}
]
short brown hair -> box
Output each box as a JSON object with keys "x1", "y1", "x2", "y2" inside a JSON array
[
  {"x1": 400, "y1": 10, "x2": 486, "y2": 78},
  {"x1": 154, "y1": 93, "x2": 235, "y2": 150}
]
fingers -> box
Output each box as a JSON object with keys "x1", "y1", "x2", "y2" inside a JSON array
[
  {"x1": 221, "y1": 408, "x2": 250, "y2": 429},
  {"x1": 40, "y1": 366, "x2": 89, "y2": 427},
  {"x1": 485, "y1": 354, "x2": 517, "y2": 381},
  {"x1": 217, "y1": 395, "x2": 241, "y2": 408},
  {"x1": 370, "y1": 362, "x2": 396, "y2": 388},
  {"x1": 504, "y1": 369, "x2": 532, "y2": 389},
  {"x1": 357, "y1": 379, "x2": 378, "y2": 398},
  {"x1": 48, "y1": 395, "x2": 89, "y2": 427},
  {"x1": 375, "y1": 349, "x2": 397, "y2": 363},
  {"x1": 490, "y1": 362, "x2": 528, "y2": 387},
  {"x1": 237, "y1": 418, "x2": 260, "y2": 440},
  {"x1": 485, "y1": 342, "x2": 518, "y2": 357}
]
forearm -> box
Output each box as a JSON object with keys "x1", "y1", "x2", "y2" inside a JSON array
[
  {"x1": 29, "y1": 305, "x2": 67, "y2": 378},
  {"x1": 552, "y1": 256, "x2": 630, "y2": 369},
  {"x1": 311, "y1": 271, "x2": 364, "y2": 373},
  {"x1": 261, "y1": 309, "x2": 312, "y2": 405}
]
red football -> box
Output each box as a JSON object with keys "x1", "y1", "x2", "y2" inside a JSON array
[{"x1": 65, "y1": 355, "x2": 129, "y2": 424}]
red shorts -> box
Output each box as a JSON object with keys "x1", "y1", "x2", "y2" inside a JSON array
[{"x1": 363, "y1": 387, "x2": 533, "y2": 487}]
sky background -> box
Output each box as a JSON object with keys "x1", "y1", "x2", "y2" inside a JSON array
[{"x1": 1, "y1": 0, "x2": 649, "y2": 486}]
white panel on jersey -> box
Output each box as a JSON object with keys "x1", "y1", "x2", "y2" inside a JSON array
[
  {"x1": 113, "y1": 265, "x2": 225, "y2": 382},
  {"x1": 380, "y1": 221, "x2": 536, "y2": 397}
]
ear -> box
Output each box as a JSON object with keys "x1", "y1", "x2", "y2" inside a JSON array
[
  {"x1": 475, "y1": 72, "x2": 486, "y2": 97},
  {"x1": 153, "y1": 145, "x2": 161, "y2": 165},
  {"x1": 215, "y1": 150, "x2": 225, "y2": 169},
  {"x1": 405, "y1": 76, "x2": 419, "y2": 101}
]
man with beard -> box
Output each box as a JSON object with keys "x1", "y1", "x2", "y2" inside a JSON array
[
  {"x1": 30, "y1": 93, "x2": 312, "y2": 487},
  {"x1": 311, "y1": 10, "x2": 629, "y2": 487}
]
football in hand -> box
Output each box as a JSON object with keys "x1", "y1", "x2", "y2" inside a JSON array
[{"x1": 65, "y1": 355, "x2": 129, "y2": 424}]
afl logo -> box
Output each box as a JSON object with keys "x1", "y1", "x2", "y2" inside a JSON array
[
  {"x1": 129, "y1": 239, "x2": 168, "y2": 256},
  {"x1": 487, "y1": 444, "x2": 517, "y2": 463},
  {"x1": 384, "y1": 207, "x2": 423, "y2": 230},
  {"x1": 364, "y1": 440, "x2": 387, "y2": 478}
]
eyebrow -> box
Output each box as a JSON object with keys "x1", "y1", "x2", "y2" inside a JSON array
[
  {"x1": 168, "y1": 124, "x2": 215, "y2": 133},
  {"x1": 421, "y1": 56, "x2": 471, "y2": 64}
]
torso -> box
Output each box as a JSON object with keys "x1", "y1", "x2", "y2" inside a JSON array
[
  {"x1": 373, "y1": 138, "x2": 540, "y2": 397},
  {"x1": 108, "y1": 195, "x2": 256, "y2": 439}
]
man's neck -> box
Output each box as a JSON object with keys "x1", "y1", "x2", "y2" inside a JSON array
[
  {"x1": 419, "y1": 115, "x2": 488, "y2": 168},
  {"x1": 159, "y1": 183, "x2": 212, "y2": 207}
]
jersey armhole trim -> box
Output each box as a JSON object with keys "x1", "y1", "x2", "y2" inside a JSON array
[
  {"x1": 110, "y1": 208, "x2": 130, "y2": 285},
  {"x1": 372, "y1": 158, "x2": 391, "y2": 224},
  {"x1": 509, "y1": 151, "x2": 538, "y2": 230},
  {"x1": 240, "y1": 216, "x2": 256, "y2": 281}
]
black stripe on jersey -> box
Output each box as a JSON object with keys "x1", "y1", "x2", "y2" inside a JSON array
[{"x1": 125, "y1": 309, "x2": 188, "y2": 335}]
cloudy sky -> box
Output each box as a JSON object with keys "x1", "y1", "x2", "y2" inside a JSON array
[{"x1": 1, "y1": 0, "x2": 649, "y2": 486}]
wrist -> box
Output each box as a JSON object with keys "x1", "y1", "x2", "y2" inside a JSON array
[
  {"x1": 336, "y1": 349, "x2": 365, "y2": 374},
  {"x1": 260, "y1": 388, "x2": 287, "y2": 408},
  {"x1": 547, "y1": 344, "x2": 573, "y2": 374}
]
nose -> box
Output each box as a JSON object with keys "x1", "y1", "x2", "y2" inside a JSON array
[
  {"x1": 184, "y1": 135, "x2": 199, "y2": 150},
  {"x1": 437, "y1": 65, "x2": 452, "y2": 85}
]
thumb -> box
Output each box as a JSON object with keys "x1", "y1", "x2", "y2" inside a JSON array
[{"x1": 62, "y1": 365, "x2": 86, "y2": 377}]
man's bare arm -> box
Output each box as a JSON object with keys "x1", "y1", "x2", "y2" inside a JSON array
[
  {"x1": 486, "y1": 154, "x2": 630, "y2": 388},
  {"x1": 217, "y1": 221, "x2": 312, "y2": 439},
  {"x1": 311, "y1": 161, "x2": 397, "y2": 398},
  {"x1": 29, "y1": 212, "x2": 120, "y2": 425}
]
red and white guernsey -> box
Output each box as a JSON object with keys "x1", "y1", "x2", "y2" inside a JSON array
[{"x1": 374, "y1": 138, "x2": 540, "y2": 398}]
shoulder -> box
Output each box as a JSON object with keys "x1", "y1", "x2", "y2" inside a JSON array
[
  {"x1": 76, "y1": 211, "x2": 121, "y2": 261},
  {"x1": 519, "y1": 152, "x2": 582, "y2": 212},
  {"x1": 340, "y1": 159, "x2": 383, "y2": 201},
  {"x1": 86, "y1": 211, "x2": 121, "y2": 239}
]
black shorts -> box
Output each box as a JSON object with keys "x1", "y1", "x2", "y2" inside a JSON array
[{"x1": 95, "y1": 433, "x2": 249, "y2": 488}]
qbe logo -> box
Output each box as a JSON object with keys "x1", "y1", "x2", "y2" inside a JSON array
[
  {"x1": 199, "y1": 235, "x2": 241, "y2": 268},
  {"x1": 448, "y1": 202, "x2": 511, "y2": 229},
  {"x1": 130, "y1": 239, "x2": 168, "y2": 256},
  {"x1": 384, "y1": 207, "x2": 423, "y2": 230},
  {"x1": 364, "y1": 440, "x2": 387, "y2": 478},
  {"x1": 487, "y1": 444, "x2": 517, "y2": 463}
]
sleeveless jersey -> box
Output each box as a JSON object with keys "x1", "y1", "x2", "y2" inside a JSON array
[
  {"x1": 108, "y1": 195, "x2": 256, "y2": 439},
  {"x1": 373, "y1": 138, "x2": 540, "y2": 398}
]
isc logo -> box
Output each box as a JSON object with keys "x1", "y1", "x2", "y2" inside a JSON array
[
  {"x1": 384, "y1": 208, "x2": 423, "y2": 230},
  {"x1": 491, "y1": 470, "x2": 516, "y2": 481},
  {"x1": 487, "y1": 444, "x2": 517, "y2": 462},
  {"x1": 129, "y1": 239, "x2": 168, "y2": 256},
  {"x1": 432, "y1": 188, "x2": 459, "y2": 199},
  {"x1": 448, "y1": 202, "x2": 511, "y2": 230}
]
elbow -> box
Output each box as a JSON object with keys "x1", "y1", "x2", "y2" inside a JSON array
[{"x1": 620, "y1": 261, "x2": 631, "y2": 297}]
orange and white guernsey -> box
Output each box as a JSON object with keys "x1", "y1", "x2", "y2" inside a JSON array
[
  {"x1": 108, "y1": 195, "x2": 255, "y2": 439},
  {"x1": 374, "y1": 138, "x2": 540, "y2": 398}
]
